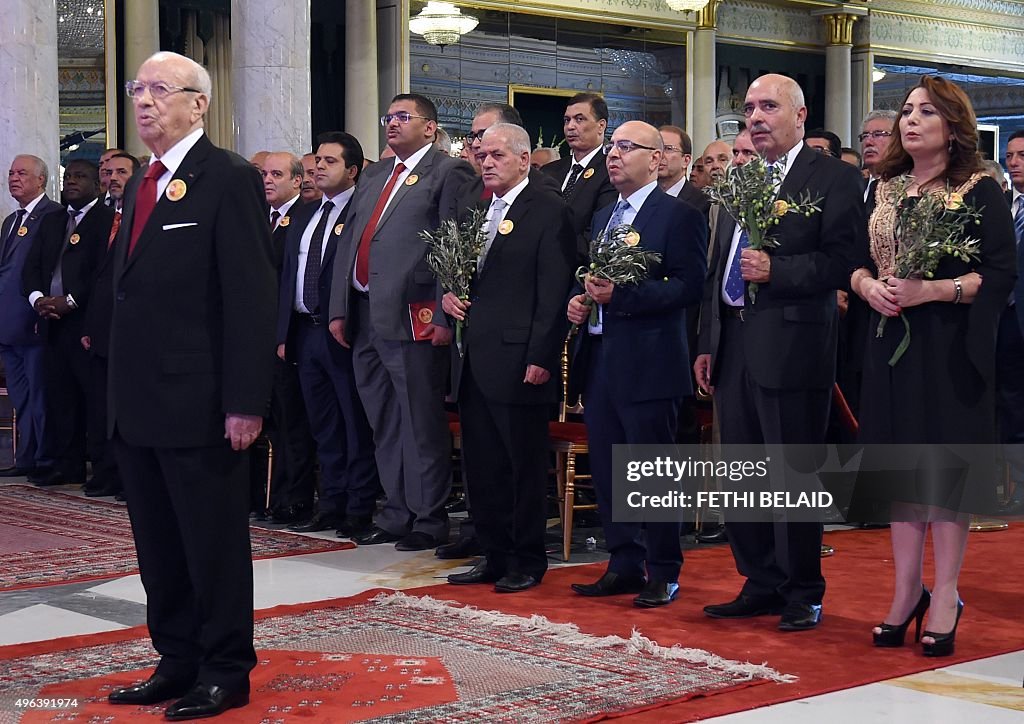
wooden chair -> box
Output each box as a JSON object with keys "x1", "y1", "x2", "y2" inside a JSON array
[{"x1": 548, "y1": 337, "x2": 595, "y2": 561}]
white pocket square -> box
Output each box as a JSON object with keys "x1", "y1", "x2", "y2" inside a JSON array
[{"x1": 162, "y1": 222, "x2": 198, "y2": 230}]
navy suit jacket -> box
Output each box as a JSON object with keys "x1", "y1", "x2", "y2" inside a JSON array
[
  {"x1": 0, "y1": 196, "x2": 63, "y2": 345},
  {"x1": 568, "y1": 186, "x2": 708, "y2": 404}
]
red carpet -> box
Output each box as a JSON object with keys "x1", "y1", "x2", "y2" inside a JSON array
[
  {"x1": 410, "y1": 525, "x2": 1024, "y2": 721},
  {"x1": 0, "y1": 591, "x2": 782, "y2": 722},
  {"x1": 0, "y1": 485, "x2": 354, "y2": 592}
]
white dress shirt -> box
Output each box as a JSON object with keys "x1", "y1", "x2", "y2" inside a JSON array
[
  {"x1": 28, "y1": 197, "x2": 99, "y2": 306},
  {"x1": 149, "y1": 127, "x2": 205, "y2": 199},
  {"x1": 561, "y1": 145, "x2": 603, "y2": 192},
  {"x1": 296, "y1": 186, "x2": 355, "y2": 312}
]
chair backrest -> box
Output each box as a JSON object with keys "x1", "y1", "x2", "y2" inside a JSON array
[{"x1": 560, "y1": 333, "x2": 584, "y2": 422}]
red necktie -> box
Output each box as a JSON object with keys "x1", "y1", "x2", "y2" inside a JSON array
[
  {"x1": 108, "y1": 210, "x2": 121, "y2": 248},
  {"x1": 128, "y1": 160, "x2": 167, "y2": 255},
  {"x1": 355, "y1": 161, "x2": 406, "y2": 287}
]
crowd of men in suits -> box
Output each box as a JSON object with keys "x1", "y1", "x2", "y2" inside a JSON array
[{"x1": 2, "y1": 53, "x2": 1023, "y2": 717}]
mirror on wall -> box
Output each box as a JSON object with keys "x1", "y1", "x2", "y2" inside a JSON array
[{"x1": 58, "y1": 0, "x2": 110, "y2": 167}]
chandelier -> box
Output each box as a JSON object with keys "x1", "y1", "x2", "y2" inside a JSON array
[
  {"x1": 409, "y1": 2, "x2": 479, "y2": 47},
  {"x1": 664, "y1": 1, "x2": 710, "y2": 11}
]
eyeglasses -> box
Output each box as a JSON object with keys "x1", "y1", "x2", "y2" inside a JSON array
[
  {"x1": 810, "y1": 145, "x2": 836, "y2": 156},
  {"x1": 125, "y1": 80, "x2": 201, "y2": 100},
  {"x1": 662, "y1": 145, "x2": 684, "y2": 154},
  {"x1": 858, "y1": 130, "x2": 893, "y2": 142},
  {"x1": 380, "y1": 111, "x2": 432, "y2": 126},
  {"x1": 603, "y1": 140, "x2": 658, "y2": 155},
  {"x1": 466, "y1": 130, "x2": 487, "y2": 143}
]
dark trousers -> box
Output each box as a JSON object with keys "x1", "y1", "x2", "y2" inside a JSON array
[
  {"x1": 260, "y1": 356, "x2": 317, "y2": 509},
  {"x1": 41, "y1": 322, "x2": 89, "y2": 478},
  {"x1": 292, "y1": 315, "x2": 379, "y2": 517},
  {"x1": 714, "y1": 316, "x2": 827, "y2": 605},
  {"x1": 996, "y1": 305, "x2": 1024, "y2": 499},
  {"x1": 459, "y1": 356, "x2": 549, "y2": 578},
  {"x1": 583, "y1": 339, "x2": 683, "y2": 583},
  {"x1": 114, "y1": 433, "x2": 255, "y2": 690},
  {"x1": 87, "y1": 353, "x2": 119, "y2": 487},
  {"x1": 0, "y1": 342, "x2": 46, "y2": 467}
]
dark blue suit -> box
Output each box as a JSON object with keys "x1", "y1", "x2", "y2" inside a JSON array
[
  {"x1": 0, "y1": 195, "x2": 63, "y2": 468},
  {"x1": 569, "y1": 186, "x2": 707, "y2": 582},
  {"x1": 276, "y1": 195, "x2": 380, "y2": 519}
]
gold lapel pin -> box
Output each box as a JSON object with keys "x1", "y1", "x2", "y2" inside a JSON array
[
  {"x1": 405, "y1": 174, "x2": 419, "y2": 186},
  {"x1": 69, "y1": 233, "x2": 81, "y2": 245},
  {"x1": 498, "y1": 219, "x2": 514, "y2": 235},
  {"x1": 334, "y1": 223, "x2": 344, "y2": 235},
  {"x1": 279, "y1": 216, "x2": 290, "y2": 227},
  {"x1": 165, "y1": 179, "x2": 187, "y2": 201},
  {"x1": 17, "y1": 226, "x2": 28, "y2": 237},
  {"x1": 583, "y1": 168, "x2": 595, "y2": 179}
]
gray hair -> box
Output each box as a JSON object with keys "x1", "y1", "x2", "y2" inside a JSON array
[
  {"x1": 146, "y1": 51, "x2": 213, "y2": 101},
  {"x1": 483, "y1": 123, "x2": 531, "y2": 156},
  {"x1": 434, "y1": 126, "x2": 452, "y2": 155},
  {"x1": 981, "y1": 159, "x2": 1006, "y2": 181},
  {"x1": 862, "y1": 109, "x2": 897, "y2": 128},
  {"x1": 15, "y1": 154, "x2": 47, "y2": 180}
]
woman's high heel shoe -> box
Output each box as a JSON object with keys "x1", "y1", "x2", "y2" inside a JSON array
[
  {"x1": 921, "y1": 599, "x2": 964, "y2": 657},
  {"x1": 873, "y1": 587, "x2": 931, "y2": 647}
]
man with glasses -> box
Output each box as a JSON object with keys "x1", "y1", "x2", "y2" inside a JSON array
[
  {"x1": 541, "y1": 92, "x2": 617, "y2": 262},
  {"x1": 805, "y1": 129, "x2": 841, "y2": 159},
  {"x1": 328, "y1": 94, "x2": 474, "y2": 553},
  {"x1": 566, "y1": 121, "x2": 707, "y2": 607},
  {"x1": 859, "y1": 110, "x2": 897, "y2": 202},
  {"x1": 105, "y1": 52, "x2": 276, "y2": 719},
  {"x1": 657, "y1": 125, "x2": 710, "y2": 214}
]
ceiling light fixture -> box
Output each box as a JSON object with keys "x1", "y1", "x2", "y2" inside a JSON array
[{"x1": 409, "y1": 2, "x2": 478, "y2": 48}]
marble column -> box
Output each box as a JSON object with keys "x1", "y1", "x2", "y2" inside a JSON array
[
  {"x1": 0, "y1": 0, "x2": 59, "y2": 202},
  {"x1": 812, "y1": 7, "x2": 867, "y2": 146},
  {"x1": 231, "y1": 0, "x2": 311, "y2": 158},
  {"x1": 690, "y1": 1, "x2": 719, "y2": 155},
  {"x1": 123, "y1": 0, "x2": 160, "y2": 158},
  {"x1": 375, "y1": 0, "x2": 410, "y2": 155},
  {"x1": 346, "y1": 2, "x2": 379, "y2": 157}
]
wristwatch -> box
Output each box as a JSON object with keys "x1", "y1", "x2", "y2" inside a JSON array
[{"x1": 65, "y1": 294, "x2": 78, "y2": 310}]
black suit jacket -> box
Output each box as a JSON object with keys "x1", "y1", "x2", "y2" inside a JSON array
[
  {"x1": 676, "y1": 180, "x2": 712, "y2": 216},
  {"x1": 276, "y1": 196, "x2": 351, "y2": 353},
  {"x1": 541, "y1": 150, "x2": 618, "y2": 260},
  {"x1": 270, "y1": 197, "x2": 303, "y2": 271},
  {"x1": 449, "y1": 180, "x2": 576, "y2": 405},
  {"x1": 108, "y1": 133, "x2": 278, "y2": 447},
  {"x1": 698, "y1": 145, "x2": 867, "y2": 390},
  {"x1": 568, "y1": 187, "x2": 708, "y2": 404},
  {"x1": 22, "y1": 201, "x2": 114, "y2": 337},
  {"x1": 450, "y1": 168, "x2": 560, "y2": 221},
  {"x1": 82, "y1": 219, "x2": 118, "y2": 358}
]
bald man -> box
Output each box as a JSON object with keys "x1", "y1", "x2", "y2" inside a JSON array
[
  {"x1": 567, "y1": 121, "x2": 707, "y2": 607},
  {"x1": 695, "y1": 74, "x2": 866, "y2": 632}
]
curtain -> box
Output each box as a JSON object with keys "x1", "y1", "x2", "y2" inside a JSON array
[{"x1": 182, "y1": 11, "x2": 233, "y2": 151}]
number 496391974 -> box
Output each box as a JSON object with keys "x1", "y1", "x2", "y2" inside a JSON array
[{"x1": 13, "y1": 698, "x2": 80, "y2": 710}]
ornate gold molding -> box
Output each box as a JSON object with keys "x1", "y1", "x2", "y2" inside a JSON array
[
  {"x1": 820, "y1": 12, "x2": 860, "y2": 45},
  {"x1": 696, "y1": 0, "x2": 720, "y2": 30}
]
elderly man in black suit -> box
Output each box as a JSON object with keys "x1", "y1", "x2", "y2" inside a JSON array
[
  {"x1": 277, "y1": 133, "x2": 380, "y2": 537},
  {"x1": 567, "y1": 121, "x2": 708, "y2": 607},
  {"x1": 541, "y1": 92, "x2": 617, "y2": 263},
  {"x1": 442, "y1": 123, "x2": 575, "y2": 592},
  {"x1": 23, "y1": 160, "x2": 114, "y2": 489},
  {"x1": 104, "y1": 51, "x2": 277, "y2": 719},
  {"x1": 694, "y1": 74, "x2": 866, "y2": 632},
  {"x1": 0, "y1": 156, "x2": 63, "y2": 478}
]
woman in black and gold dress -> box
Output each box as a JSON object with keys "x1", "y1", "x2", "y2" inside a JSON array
[{"x1": 849, "y1": 76, "x2": 1016, "y2": 656}]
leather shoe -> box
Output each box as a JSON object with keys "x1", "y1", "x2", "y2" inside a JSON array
[
  {"x1": 0, "y1": 465, "x2": 35, "y2": 477},
  {"x1": 164, "y1": 683, "x2": 248, "y2": 720},
  {"x1": 704, "y1": 593, "x2": 785, "y2": 619},
  {"x1": 695, "y1": 525, "x2": 728, "y2": 544},
  {"x1": 633, "y1": 580, "x2": 679, "y2": 608},
  {"x1": 395, "y1": 531, "x2": 442, "y2": 551},
  {"x1": 108, "y1": 673, "x2": 194, "y2": 705},
  {"x1": 288, "y1": 512, "x2": 338, "y2": 533},
  {"x1": 998, "y1": 499, "x2": 1024, "y2": 516},
  {"x1": 34, "y1": 469, "x2": 85, "y2": 487},
  {"x1": 83, "y1": 481, "x2": 122, "y2": 497},
  {"x1": 336, "y1": 514, "x2": 374, "y2": 538},
  {"x1": 26, "y1": 467, "x2": 52, "y2": 484},
  {"x1": 353, "y1": 526, "x2": 403, "y2": 546},
  {"x1": 495, "y1": 573, "x2": 540, "y2": 593},
  {"x1": 271, "y1": 502, "x2": 312, "y2": 524},
  {"x1": 435, "y1": 535, "x2": 482, "y2": 559},
  {"x1": 447, "y1": 561, "x2": 502, "y2": 585},
  {"x1": 571, "y1": 571, "x2": 647, "y2": 597},
  {"x1": 778, "y1": 602, "x2": 822, "y2": 631}
]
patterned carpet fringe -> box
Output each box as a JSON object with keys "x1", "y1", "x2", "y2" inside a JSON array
[{"x1": 370, "y1": 592, "x2": 797, "y2": 684}]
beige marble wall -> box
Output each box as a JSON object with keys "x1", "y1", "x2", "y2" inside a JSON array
[
  {"x1": 0, "y1": 0, "x2": 60, "y2": 205},
  {"x1": 230, "y1": 0, "x2": 311, "y2": 159}
]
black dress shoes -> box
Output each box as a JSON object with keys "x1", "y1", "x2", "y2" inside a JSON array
[
  {"x1": 288, "y1": 512, "x2": 338, "y2": 533},
  {"x1": 571, "y1": 571, "x2": 647, "y2": 597},
  {"x1": 108, "y1": 673, "x2": 194, "y2": 705},
  {"x1": 353, "y1": 527, "x2": 403, "y2": 546},
  {"x1": 164, "y1": 683, "x2": 249, "y2": 721},
  {"x1": 998, "y1": 499, "x2": 1024, "y2": 516},
  {"x1": 83, "y1": 480, "x2": 123, "y2": 497},
  {"x1": 435, "y1": 535, "x2": 483, "y2": 559},
  {"x1": 26, "y1": 467, "x2": 52, "y2": 484},
  {"x1": 0, "y1": 465, "x2": 35, "y2": 478},
  {"x1": 703, "y1": 593, "x2": 786, "y2": 619},
  {"x1": 271, "y1": 502, "x2": 312, "y2": 524},
  {"x1": 495, "y1": 573, "x2": 540, "y2": 593},
  {"x1": 447, "y1": 561, "x2": 502, "y2": 585},
  {"x1": 395, "y1": 531, "x2": 442, "y2": 551},
  {"x1": 695, "y1": 525, "x2": 728, "y2": 544},
  {"x1": 33, "y1": 469, "x2": 83, "y2": 487},
  {"x1": 778, "y1": 602, "x2": 822, "y2": 631},
  {"x1": 634, "y1": 580, "x2": 680, "y2": 608},
  {"x1": 336, "y1": 514, "x2": 374, "y2": 538}
]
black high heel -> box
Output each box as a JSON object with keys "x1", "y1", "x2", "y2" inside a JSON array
[
  {"x1": 873, "y1": 587, "x2": 931, "y2": 647},
  {"x1": 922, "y1": 598, "x2": 964, "y2": 657}
]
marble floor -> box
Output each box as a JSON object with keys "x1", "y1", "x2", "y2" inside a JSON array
[{"x1": 1, "y1": 478, "x2": 1021, "y2": 722}]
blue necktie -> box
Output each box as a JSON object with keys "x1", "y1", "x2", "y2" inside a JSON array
[
  {"x1": 723, "y1": 229, "x2": 750, "y2": 304},
  {"x1": 606, "y1": 199, "x2": 630, "y2": 234},
  {"x1": 1014, "y1": 197, "x2": 1024, "y2": 245}
]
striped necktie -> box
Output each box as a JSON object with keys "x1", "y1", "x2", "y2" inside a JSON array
[{"x1": 1014, "y1": 196, "x2": 1024, "y2": 245}]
